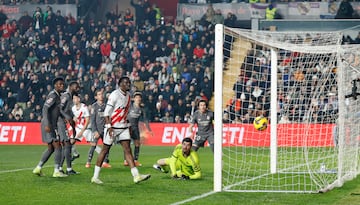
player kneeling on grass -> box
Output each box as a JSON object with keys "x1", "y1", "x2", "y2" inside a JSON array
[{"x1": 153, "y1": 137, "x2": 201, "y2": 180}]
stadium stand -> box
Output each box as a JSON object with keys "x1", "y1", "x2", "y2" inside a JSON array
[{"x1": 0, "y1": 0, "x2": 358, "y2": 124}]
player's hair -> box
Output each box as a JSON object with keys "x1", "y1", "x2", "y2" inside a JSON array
[
  {"x1": 118, "y1": 76, "x2": 130, "y2": 86},
  {"x1": 52, "y1": 77, "x2": 64, "y2": 85},
  {"x1": 94, "y1": 89, "x2": 102, "y2": 97},
  {"x1": 182, "y1": 137, "x2": 193, "y2": 146},
  {"x1": 198, "y1": 99, "x2": 208, "y2": 107}
]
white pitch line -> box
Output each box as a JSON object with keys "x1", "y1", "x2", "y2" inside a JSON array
[
  {"x1": 170, "y1": 190, "x2": 217, "y2": 205},
  {"x1": 0, "y1": 165, "x2": 52, "y2": 174}
]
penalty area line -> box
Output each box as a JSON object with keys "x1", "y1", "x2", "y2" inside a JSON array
[{"x1": 170, "y1": 190, "x2": 217, "y2": 205}]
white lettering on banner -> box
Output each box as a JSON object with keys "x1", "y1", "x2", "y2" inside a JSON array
[
  {"x1": 223, "y1": 126, "x2": 245, "y2": 145},
  {"x1": 0, "y1": 125, "x2": 27, "y2": 143},
  {"x1": 162, "y1": 126, "x2": 193, "y2": 143},
  {"x1": 160, "y1": 125, "x2": 245, "y2": 145}
]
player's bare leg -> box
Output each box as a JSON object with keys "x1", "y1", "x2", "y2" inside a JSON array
[
  {"x1": 120, "y1": 140, "x2": 150, "y2": 183},
  {"x1": 91, "y1": 144, "x2": 111, "y2": 184}
]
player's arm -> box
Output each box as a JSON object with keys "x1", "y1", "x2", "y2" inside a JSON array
[
  {"x1": 42, "y1": 93, "x2": 56, "y2": 132},
  {"x1": 78, "y1": 115, "x2": 90, "y2": 138},
  {"x1": 90, "y1": 105, "x2": 100, "y2": 139},
  {"x1": 187, "y1": 123, "x2": 195, "y2": 139},
  {"x1": 59, "y1": 94, "x2": 72, "y2": 121},
  {"x1": 103, "y1": 93, "x2": 115, "y2": 137},
  {"x1": 188, "y1": 152, "x2": 201, "y2": 180},
  {"x1": 187, "y1": 112, "x2": 197, "y2": 139},
  {"x1": 168, "y1": 145, "x2": 181, "y2": 177},
  {"x1": 60, "y1": 94, "x2": 76, "y2": 134},
  {"x1": 141, "y1": 107, "x2": 152, "y2": 132}
]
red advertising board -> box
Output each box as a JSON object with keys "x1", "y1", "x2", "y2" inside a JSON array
[{"x1": 0, "y1": 122, "x2": 335, "y2": 147}]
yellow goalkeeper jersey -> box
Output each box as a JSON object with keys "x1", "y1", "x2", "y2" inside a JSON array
[{"x1": 168, "y1": 144, "x2": 201, "y2": 179}]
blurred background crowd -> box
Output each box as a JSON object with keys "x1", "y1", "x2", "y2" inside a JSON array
[{"x1": 0, "y1": 0, "x2": 358, "y2": 124}]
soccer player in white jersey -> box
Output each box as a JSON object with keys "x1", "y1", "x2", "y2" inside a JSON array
[
  {"x1": 72, "y1": 94, "x2": 96, "y2": 169},
  {"x1": 72, "y1": 94, "x2": 92, "y2": 143},
  {"x1": 91, "y1": 76, "x2": 151, "y2": 184}
]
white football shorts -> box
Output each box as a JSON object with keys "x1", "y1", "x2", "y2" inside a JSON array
[
  {"x1": 103, "y1": 127, "x2": 131, "y2": 145},
  {"x1": 75, "y1": 127, "x2": 93, "y2": 142}
]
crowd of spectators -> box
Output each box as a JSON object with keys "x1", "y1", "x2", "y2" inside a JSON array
[
  {"x1": 0, "y1": 0, "x2": 355, "y2": 125},
  {"x1": 225, "y1": 33, "x2": 341, "y2": 125},
  {"x1": 0, "y1": 0, "x2": 216, "y2": 123}
]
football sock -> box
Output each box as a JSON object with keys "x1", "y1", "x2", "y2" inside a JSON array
[
  {"x1": 134, "y1": 146, "x2": 140, "y2": 161},
  {"x1": 54, "y1": 146, "x2": 62, "y2": 170},
  {"x1": 60, "y1": 147, "x2": 65, "y2": 167},
  {"x1": 65, "y1": 144, "x2": 72, "y2": 169},
  {"x1": 87, "y1": 146, "x2": 96, "y2": 163},
  {"x1": 131, "y1": 167, "x2": 139, "y2": 177},
  {"x1": 94, "y1": 165, "x2": 101, "y2": 178},
  {"x1": 38, "y1": 147, "x2": 54, "y2": 167}
]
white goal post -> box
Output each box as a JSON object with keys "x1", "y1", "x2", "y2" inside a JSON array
[{"x1": 214, "y1": 24, "x2": 360, "y2": 193}]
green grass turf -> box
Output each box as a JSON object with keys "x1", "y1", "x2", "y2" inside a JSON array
[{"x1": 1, "y1": 145, "x2": 360, "y2": 205}]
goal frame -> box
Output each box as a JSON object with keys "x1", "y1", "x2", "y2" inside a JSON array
[{"x1": 213, "y1": 24, "x2": 360, "y2": 193}]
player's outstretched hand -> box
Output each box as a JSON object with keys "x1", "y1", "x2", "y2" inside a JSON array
[{"x1": 181, "y1": 175, "x2": 190, "y2": 180}]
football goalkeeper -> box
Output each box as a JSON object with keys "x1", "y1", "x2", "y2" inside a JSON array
[{"x1": 153, "y1": 138, "x2": 201, "y2": 180}]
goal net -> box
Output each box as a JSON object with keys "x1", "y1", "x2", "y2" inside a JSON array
[{"x1": 213, "y1": 24, "x2": 360, "y2": 193}]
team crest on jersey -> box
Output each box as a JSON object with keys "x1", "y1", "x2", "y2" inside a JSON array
[
  {"x1": 46, "y1": 98, "x2": 53, "y2": 104},
  {"x1": 61, "y1": 97, "x2": 67, "y2": 104}
]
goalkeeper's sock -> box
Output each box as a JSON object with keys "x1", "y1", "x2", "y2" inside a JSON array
[
  {"x1": 94, "y1": 165, "x2": 101, "y2": 179},
  {"x1": 130, "y1": 167, "x2": 139, "y2": 177}
]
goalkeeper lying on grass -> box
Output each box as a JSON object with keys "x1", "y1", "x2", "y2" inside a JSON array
[{"x1": 153, "y1": 137, "x2": 201, "y2": 180}]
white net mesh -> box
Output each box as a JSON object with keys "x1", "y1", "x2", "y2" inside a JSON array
[{"x1": 217, "y1": 26, "x2": 360, "y2": 193}]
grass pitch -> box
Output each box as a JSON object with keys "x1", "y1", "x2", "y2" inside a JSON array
[{"x1": 1, "y1": 145, "x2": 360, "y2": 205}]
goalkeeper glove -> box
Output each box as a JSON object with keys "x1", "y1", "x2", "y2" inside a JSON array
[{"x1": 181, "y1": 175, "x2": 190, "y2": 180}]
